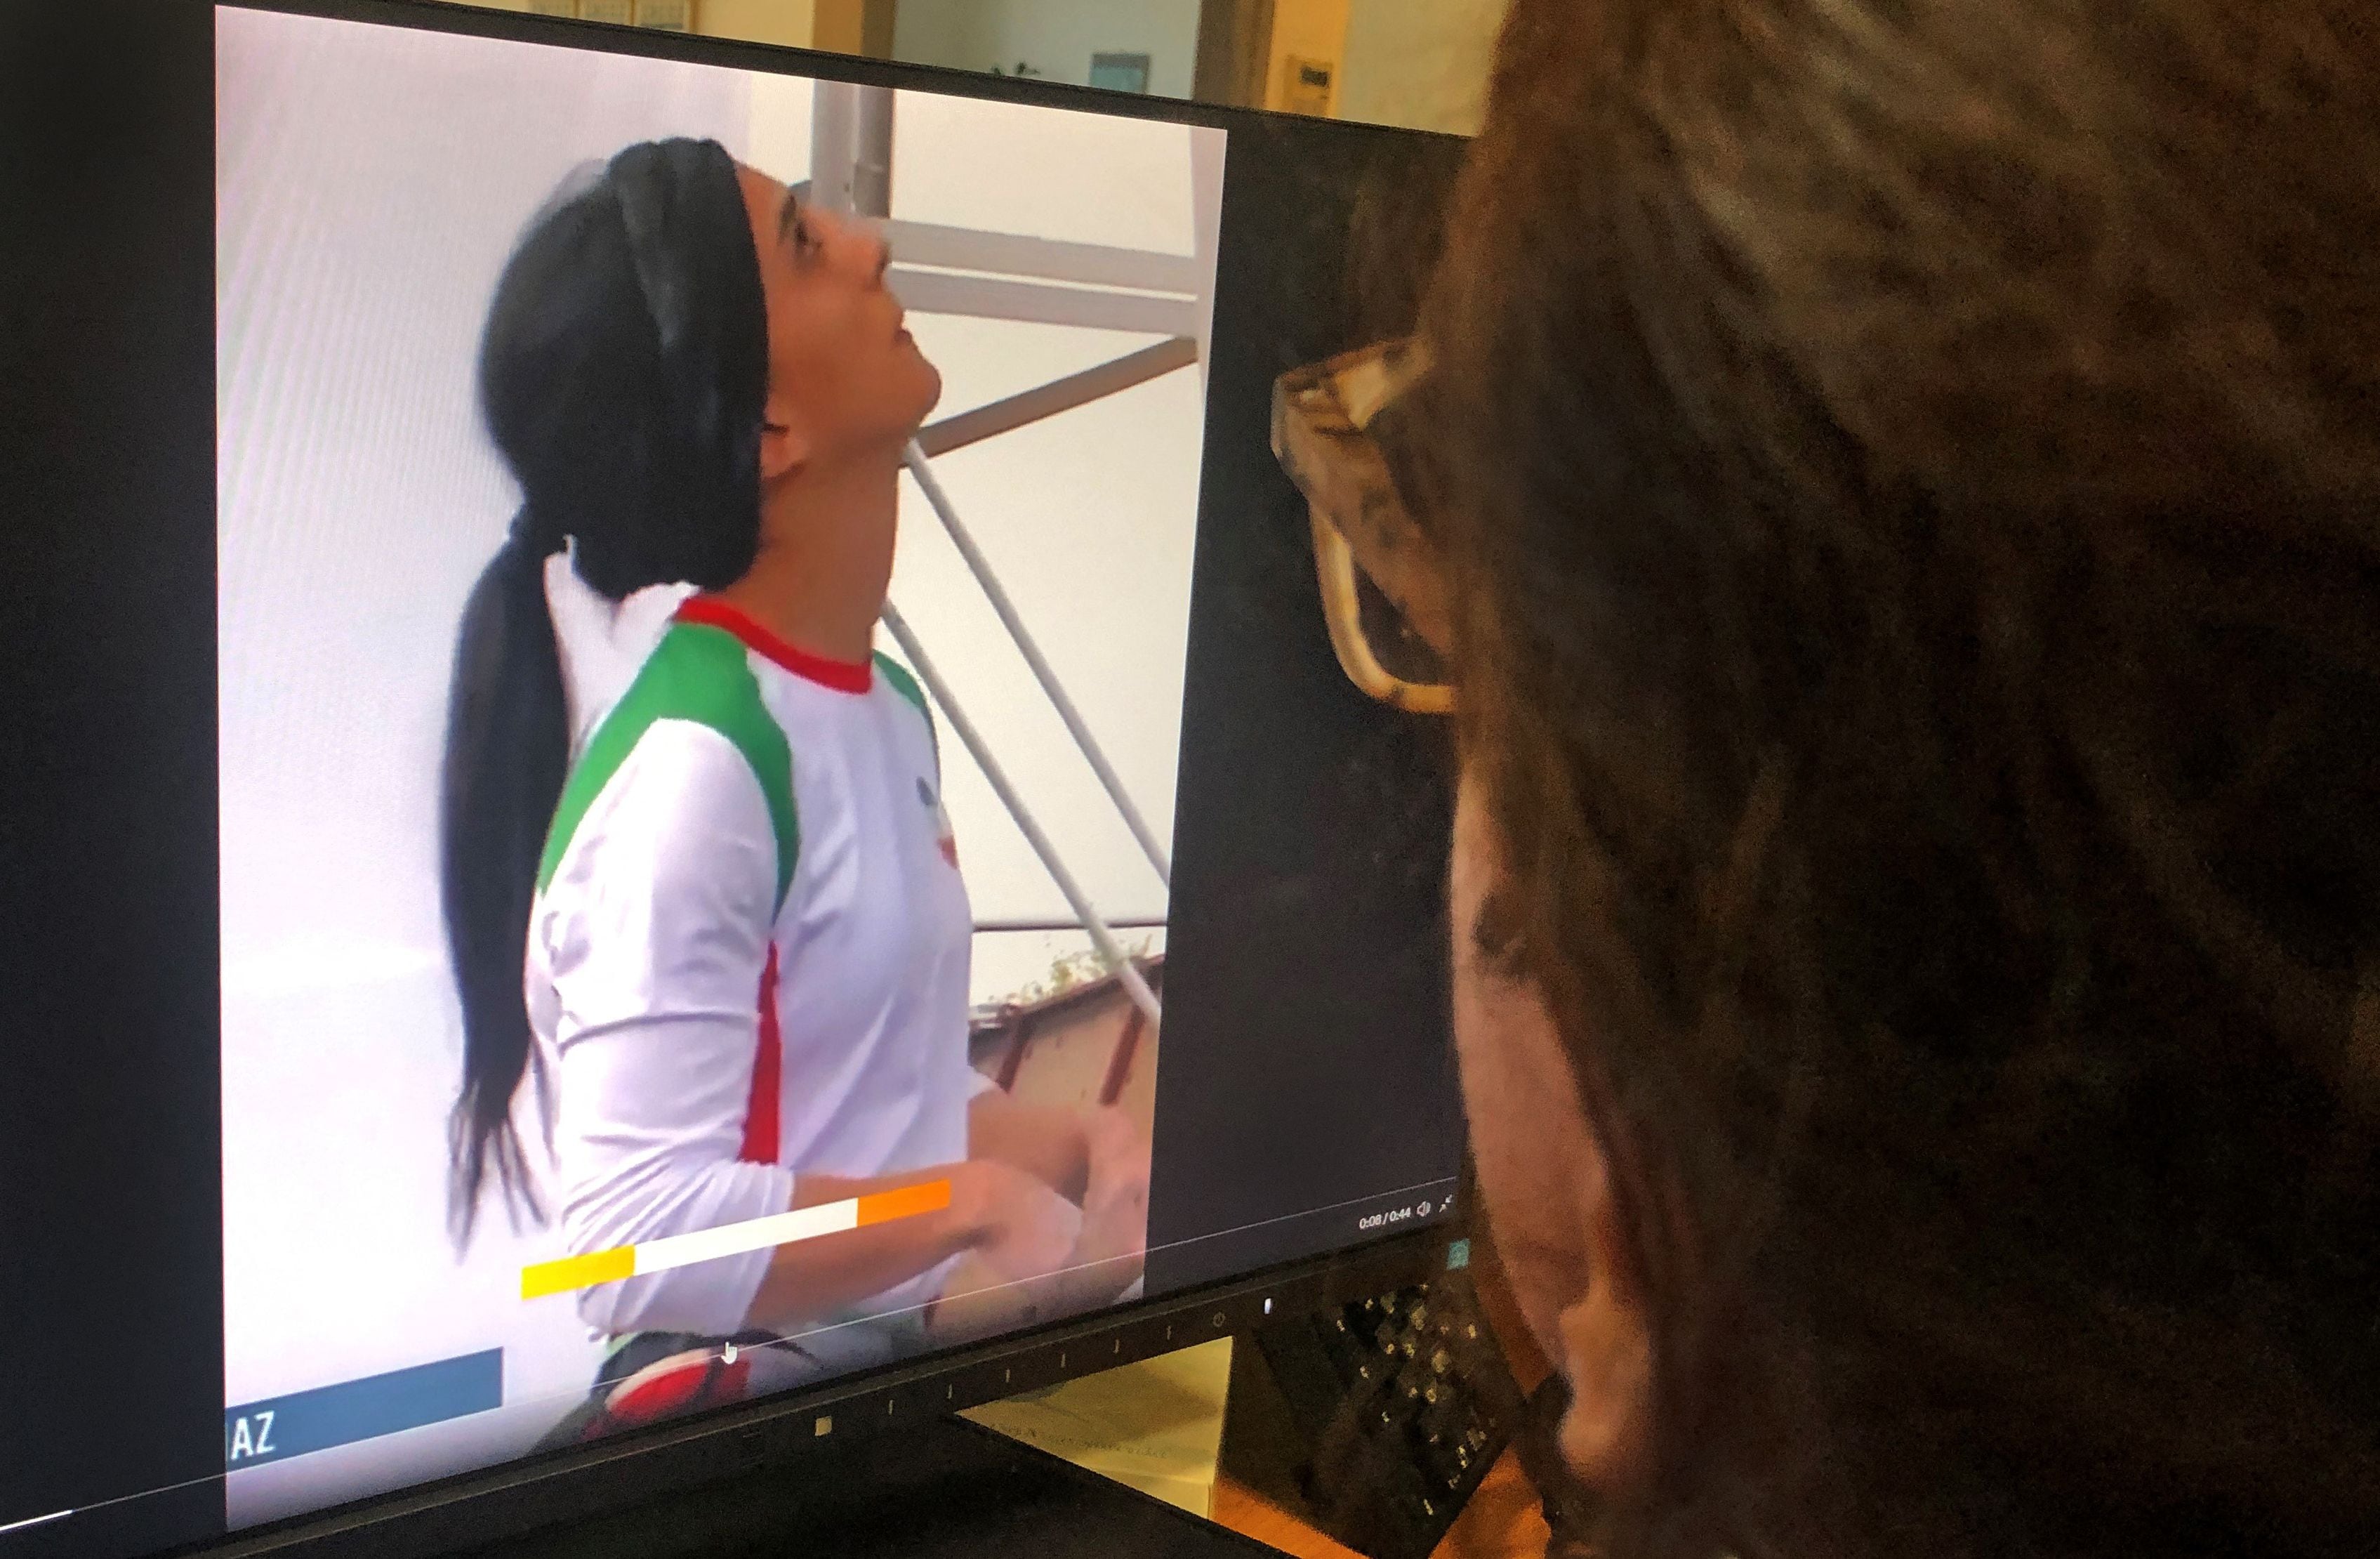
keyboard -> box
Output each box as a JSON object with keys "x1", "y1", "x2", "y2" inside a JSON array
[{"x1": 1220, "y1": 1272, "x2": 1521, "y2": 1559}]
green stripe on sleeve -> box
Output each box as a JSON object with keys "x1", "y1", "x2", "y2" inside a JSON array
[
  {"x1": 874, "y1": 651, "x2": 938, "y2": 765},
  {"x1": 538, "y1": 624, "x2": 800, "y2": 912}
]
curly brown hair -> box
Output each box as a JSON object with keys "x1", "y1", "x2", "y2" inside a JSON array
[{"x1": 1423, "y1": 0, "x2": 2380, "y2": 1553}]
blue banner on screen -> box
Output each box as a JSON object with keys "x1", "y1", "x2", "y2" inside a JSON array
[{"x1": 225, "y1": 1351, "x2": 503, "y2": 1468}]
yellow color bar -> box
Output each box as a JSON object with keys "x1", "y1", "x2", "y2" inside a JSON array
[
  {"x1": 521, "y1": 1180, "x2": 953, "y2": 1300},
  {"x1": 520, "y1": 1244, "x2": 635, "y2": 1301}
]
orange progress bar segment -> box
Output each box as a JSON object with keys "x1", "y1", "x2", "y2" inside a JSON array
[
  {"x1": 520, "y1": 1179, "x2": 953, "y2": 1301},
  {"x1": 857, "y1": 1178, "x2": 952, "y2": 1226}
]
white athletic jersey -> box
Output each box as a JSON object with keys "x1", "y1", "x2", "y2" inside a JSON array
[{"x1": 524, "y1": 584, "x2": 976, "y2": 1358}]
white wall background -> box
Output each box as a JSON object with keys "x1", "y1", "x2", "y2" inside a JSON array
[
  {"x1": 893, "y1": 0, "x2": 1201, "y2": 98},
  {"x1": 217, "y1": 4, "x2": 1217, "y2": 1499},
  {"x1": 881, "y1": 88, "x2": 1210, "y2": 998}
]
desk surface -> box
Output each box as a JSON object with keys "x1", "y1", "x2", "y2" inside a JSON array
[{"x1": 1208, "y1": 1448, "x2": 1552, "y2": 1559}]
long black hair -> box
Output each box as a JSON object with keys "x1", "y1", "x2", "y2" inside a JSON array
[{"x1": 442, "y1": 138, "x2": 768, "y2": 1242}]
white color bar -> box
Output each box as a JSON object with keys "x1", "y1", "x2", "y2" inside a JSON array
[
  {"x1": 524, "y1": 1183, "x2": 953, "y2": 1298},
  {"x1": 634, "y1": 1199, "x2": 859, "y2": 1277}
]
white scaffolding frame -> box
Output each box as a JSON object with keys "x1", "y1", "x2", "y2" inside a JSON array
[{"x1": 809, "y1": 83, "x2": 1219, "y2": 1024}]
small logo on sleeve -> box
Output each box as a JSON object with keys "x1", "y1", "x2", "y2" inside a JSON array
[{"x1": 918, "y1": 777, "x2": 958, "y2": 869}]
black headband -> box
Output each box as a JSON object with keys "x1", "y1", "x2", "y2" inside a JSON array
[{"x1": 602, "y1": 138, "x2": 769, "y2": 580}]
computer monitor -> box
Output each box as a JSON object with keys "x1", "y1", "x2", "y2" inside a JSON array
[{"x1": 0, "y1": 4, "x2": 1469, "y2": 1555}]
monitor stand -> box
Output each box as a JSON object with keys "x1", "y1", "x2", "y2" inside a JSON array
[{"x1": 463, "y1": 1414, "x2": 1279, "y2": 1559}]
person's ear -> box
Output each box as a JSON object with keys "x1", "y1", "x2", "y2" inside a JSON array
[
  {"x1": 1552, "y1": 1213, "x2": 1657, "y2": 1492},
  {"x1": 759, "y1": 410, "x2": 809, "y2": 485}
]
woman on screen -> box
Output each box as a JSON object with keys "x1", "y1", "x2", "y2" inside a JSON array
[{"x1": 437, "y1": 138, "x2": 1147, "y2": 1440}]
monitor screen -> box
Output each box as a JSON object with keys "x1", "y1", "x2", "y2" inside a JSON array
[{"x1": 1, "y1": 4, "x2": 1467, "y2": 1555}]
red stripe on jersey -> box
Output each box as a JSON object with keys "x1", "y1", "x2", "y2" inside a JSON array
[
  {"x1": 675, "y1": 596, "x2": 873, "y2": 694},
  {"x1": 741, "y1": 945, "x2": 782, "y2": 1164}
]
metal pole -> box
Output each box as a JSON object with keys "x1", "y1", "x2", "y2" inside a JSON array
[
  {"x1": 880, "y1": 603, "x2": 1164, "y2": 1030},
  {"x1": 903, "y1": 442, "x2": 1175, "y2": 888},
  {"x1": 809, "y1": 83, "x2": 856, "y2": 213},
  {"x1": 853, "y1": 86, "x2": 894, "y2": 218},
  {"x1": 809, "y1": 82, "x2": 894, "y2": 216}
]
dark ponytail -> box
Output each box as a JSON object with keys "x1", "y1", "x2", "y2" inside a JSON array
[
  {"x1": 441, "y1": 513, "x2": 568, "y2": 1239},
  {"x1": 442, "y1": 138, "x2": 769, "y2": 1241}
]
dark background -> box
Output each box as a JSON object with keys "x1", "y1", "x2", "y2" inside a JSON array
[
  {"x1": 1147, "y1": 114, "x2": 1471, "y2": 1294},
  {"x1": 0, "y1": 1, "x2": 229, "y2": 1555},
  {"x1": 0, "y1": 2, "x2": 1467, "y2": 1551}
]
